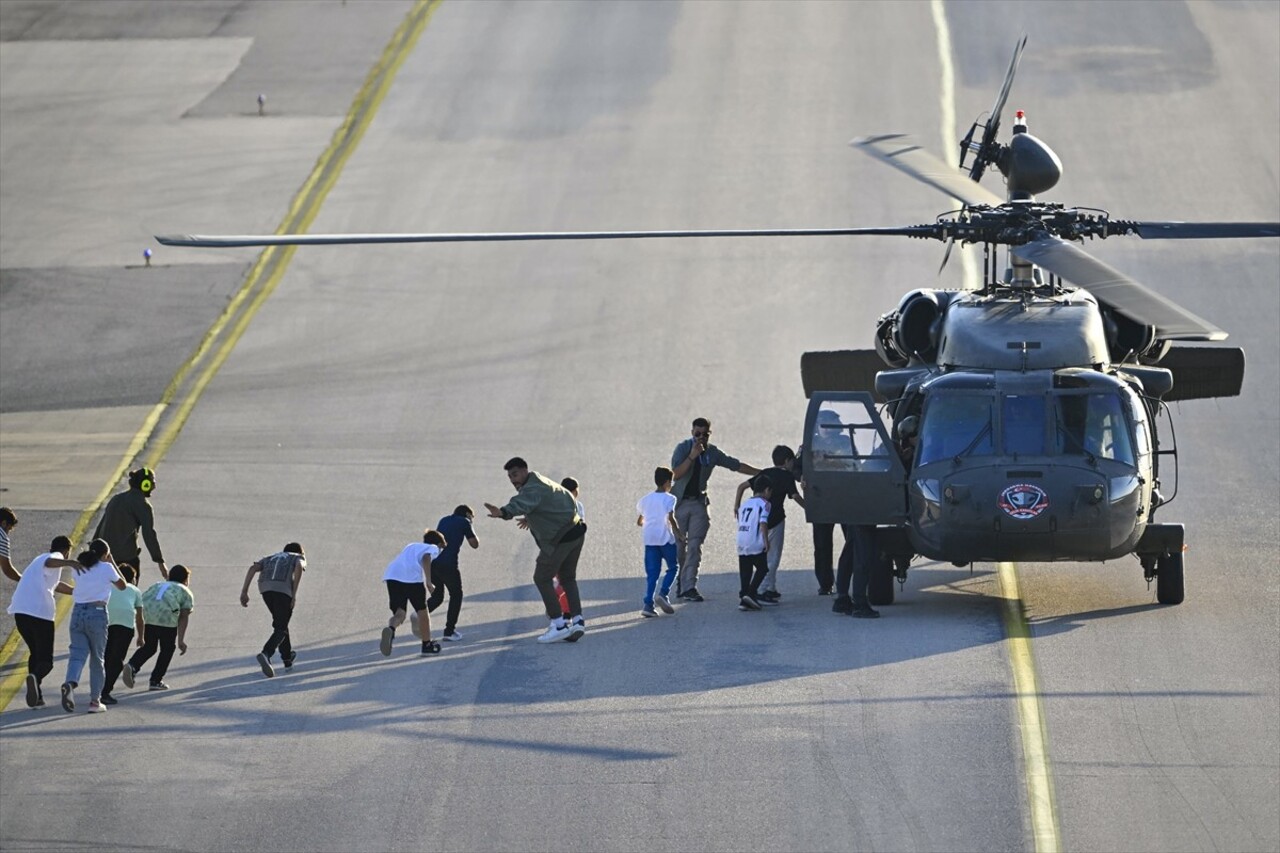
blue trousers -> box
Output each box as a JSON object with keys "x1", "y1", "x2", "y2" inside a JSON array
[
  {"x1": 66, "y1": 603, "x2": 109, "y2": 699},
  {"x1": 643, "y1": 543, "x2": 679, "y2": 606}
]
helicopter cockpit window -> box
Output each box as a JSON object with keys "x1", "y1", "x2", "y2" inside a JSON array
[
  {"x1": 809, "y1": 401, "x2": 892, "y2": 473},
  {"x1": 1054, "y1": 393, "x2": 1135, "y2": 465},
  {"x1": 917, "y1": 394, "x2": 995, "y2": 465},
  {"x1": 1003, "y1": 394, "x2": 1046, "y2": 455}
]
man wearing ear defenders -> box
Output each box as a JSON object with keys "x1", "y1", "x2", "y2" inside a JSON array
[{"x1": 94, "y1": 467, "x2": 168, "y2": 580}]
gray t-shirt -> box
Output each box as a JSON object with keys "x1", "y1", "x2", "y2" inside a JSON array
[{"x1": 257, "y1": 552, "x2": 305, "y2": 597}]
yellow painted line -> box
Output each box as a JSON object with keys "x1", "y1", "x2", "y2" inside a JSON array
[
  {"x1": 998, "y1": 561, "x2": 1062, "y2": 853},
  {"x1": 0, "y1": 0, "x2": 442, "y2": 710}
]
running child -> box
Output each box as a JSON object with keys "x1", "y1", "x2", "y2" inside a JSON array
[{"x1": 636, "y1": 466, "x2": 682, "y2": 617}]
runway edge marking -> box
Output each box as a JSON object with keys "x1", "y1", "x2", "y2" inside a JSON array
[{"x1": 0, "y1": 0, "x2": 443, "y2": 712}]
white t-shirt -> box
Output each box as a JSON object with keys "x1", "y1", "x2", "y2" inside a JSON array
[
  {"x1": 637, "y1": 491, "x2": 677, "y2": 546},
  {"x1": 736, "y1": 496, "x2": 770, "y2": 556},
  {"x1": 382, "y1": 543, "x2": 441, "y2": 584},
  {"x1": 71, "y1": 560, "x2": 123, "y2": 603},
  {"x1": 7, "y1": 551, "x2": 67, "y2": 621}
]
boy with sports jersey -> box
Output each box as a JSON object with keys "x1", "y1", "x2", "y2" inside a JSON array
[
  {"x1": 635, "y1": 466, "x2": 683, "y2": 618},
  {"x1": 736, "y1": 475, "x2": 773, "y2": 611},
  {"x1": 123, "y1": 565, "x2": 194, "y2": 691},
  {"x1": 380, "y1": 530, "x2": 445, "y2": 656}
]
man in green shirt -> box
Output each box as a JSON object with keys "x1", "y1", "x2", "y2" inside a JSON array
[{"x1": 485, "y1": 457, "x2": 587, "y2": 644}]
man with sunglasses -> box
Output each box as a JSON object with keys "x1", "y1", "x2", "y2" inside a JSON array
[{"x1": 670, "y1": 418, "x2": 760, "y2": 602}]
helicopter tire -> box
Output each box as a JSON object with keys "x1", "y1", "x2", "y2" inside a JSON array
[
  {"x1": 1155, "y1": 550, "x2": 1185, "y2": 605},
  {"x1": 868, "y1": 553, "x2": 896, "y2": 606}
]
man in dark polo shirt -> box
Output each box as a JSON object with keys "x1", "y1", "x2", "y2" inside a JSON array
[
  {"x1": 670, "y1": 418, "x2": 760, "y2": 602},
  {"x1": 426, "y1": 505, "x2": 479, "y2": 641}
]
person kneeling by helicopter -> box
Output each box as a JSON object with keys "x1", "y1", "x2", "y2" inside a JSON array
[{"x1": 831, "y1": 525, "x2": 880, "y2": 619}]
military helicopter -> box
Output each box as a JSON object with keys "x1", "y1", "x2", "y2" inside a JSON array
[{"x1": 158, "y1": 37, "x2": 1277, "y2": 607}]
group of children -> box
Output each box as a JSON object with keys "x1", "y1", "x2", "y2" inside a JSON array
[
  {"x1": 6, "y1": 533, "x2": 194, "y2": 713},
  {"x1": 4, "y1": 450, "x2": 810, "y2": 709},
  {"x1": 635, "y1": 444, "x2": 804, "y2": 616}
]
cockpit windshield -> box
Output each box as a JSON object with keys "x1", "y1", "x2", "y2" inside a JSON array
[
  {"x1": 915, "y1": 389, "x2": 1136, "y2": 466},
  {"x1": 1054, "y1": 392, "x2": 1135, "y2": 464},
  {"x1": 917, "y1": 395, "x2": 994, "y2": 465}
]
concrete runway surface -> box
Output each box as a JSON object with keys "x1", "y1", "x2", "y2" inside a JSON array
[{"x1": 0, "y1": 2, "x2": 1276, "y2": 851}]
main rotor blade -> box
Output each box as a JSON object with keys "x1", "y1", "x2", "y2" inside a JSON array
[
  {"x1": 155, "y1": 226, "x2": 938, "y2": 248},
  {"x1": 1013, "y1": 236, "x2": 1227, "y2": 341},
  {"x1": 1117, "y1": 221, "x2": 1280, "y2": 239},
  {"x1": 852, "y1": 134, "x2": 1004, "y2": 209}
]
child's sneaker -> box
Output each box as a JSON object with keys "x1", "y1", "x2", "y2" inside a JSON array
[
  {"x1": 121, "y1": 665, "x2": 136, "y2": 689},
  {"x1": 654, "y1": 594, "x2": 675, "y2": 614},
  {"x1": 537, "y1": 622, "x2": 571, "y2": 643},
  {"x1": 87, "y1": 700, "x2": 106, "y2": 713},
  {"x1": 739, "y1": 595, "x2": 762, "y2": 611},
  {"x1": 282, "y1": 651, "x2": 297, "y2": 670},
  {"x1": 421, "y1": 640, "x2": 442, "y2": 655},
  {"x1": 640, "y1": 604, "x2": 658, "y2": 618},
  {"x1": 442, "y1": 630, "x2": 463, "y2": 642},
  {"x1": 60, "y1": 682, "x2": 75, "y2": 712},
  {"x1": 24, "y1": 674, "x2": 39, "y2": 708},
  {"x1": 256, "y1": 652, "x2": 275, "y2": 678},
  {"x1": 564, "y1": 618, "x2": 586, "y2": 642},
  {"x1": 380, "y1": 626, "x2": 395, "y2": 656},
  {"x1": 149, "y1": 682, "x2": 170, "y2": 691}
]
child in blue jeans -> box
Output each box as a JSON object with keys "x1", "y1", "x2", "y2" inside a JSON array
[{"x1": 635, "y1": 466, "x2": 683, "y2": 618}]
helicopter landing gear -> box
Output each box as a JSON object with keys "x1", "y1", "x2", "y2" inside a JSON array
[
  {"x1": 1155, "y1": 550, "x2": 1185, "y2": 605},
  {"x1": 868, "y1": 554, "x2": 897, "y2": 606}
]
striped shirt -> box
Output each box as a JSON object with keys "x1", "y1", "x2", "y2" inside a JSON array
[{"x1": 0, "y1": 526, "x2": 10, "y2": 561}]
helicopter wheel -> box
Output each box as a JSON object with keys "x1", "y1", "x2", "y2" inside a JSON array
[
  {"x1": 1155, "y1": 550, "x2": 1185, "y2": 605},
  {"x1": 868, "y1": 554, "x2": 896, "y2": 606}
]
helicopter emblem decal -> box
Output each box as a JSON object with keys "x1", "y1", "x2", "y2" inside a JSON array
[{"x1": 999, "y1": 484, "x2": 1050, "y2": 520}]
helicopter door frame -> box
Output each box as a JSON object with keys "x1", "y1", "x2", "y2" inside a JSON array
[
  {"x1": 801, "y1": 392, "x2": 908, "y2": 526},
  {"x1": 1148, "y1": 395, "x2": 1179, "y2": 505}
]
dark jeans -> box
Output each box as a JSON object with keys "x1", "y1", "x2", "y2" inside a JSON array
[
  {"x1": 533, "y1": 535, "x2": 584, "y2": 620},
  {"x1": 103, "y1": 624, "x2": 135, "y2": 696},
  {"x1": 834, "y1": 524, "x2": 877, "y2": 604},
  {"x1": 426, "y1": 562, "x2": 463, "y2": 633},
  {"x1": 129, "y1": 624, "x2": 177, "y2": 685},
  {"x1": 14, "y1": 613, "x2": 55, "y2": 685},
  {"x1": 738, "y1": 552, "x2": 768, "y2": 598},
  {"x1": 261, "y1": 591, "x2": 294, "y2": 660},
  {"x1": 813, "y1": 522, "x2": 836, "y2": 591}
]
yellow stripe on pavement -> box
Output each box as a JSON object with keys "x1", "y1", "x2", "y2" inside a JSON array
[
  {"x1": 998, "y1": 561, "x2": 1063, "y2": 853},
  {"x1": 0, "y1": 0, "x2": 443, "y2": 711}
]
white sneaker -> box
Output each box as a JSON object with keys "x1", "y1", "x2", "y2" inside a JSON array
[
  {"x1": 443, "y1": 630, "x2": 463, "y2": 642},
  {"x1": 537, "y1": 622, "x2": 571, "y2": 643},
  {"x1": 87, "y1": 700, "x2": 106, "y2": 714}
]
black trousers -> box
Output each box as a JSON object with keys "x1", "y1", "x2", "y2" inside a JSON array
[
  {"x1": 14, "y1": 613, "x2": 55, "y2": 684},
  {"x1": 426, "y1": 563, "x2": 463, "y2": 633},
  {"x1": 813, "y1": 522, "x2": 852, "y2": 592},
  {"x1": 834, "y1": 524, "x2": 877, "y2": 603},
  {"x1": 128, "y1": 624, "x2": 177, "y2": 684},
  {"x1": 261, "y1": 591, "x2": 294, "y2": 659},
  {"x1": 738, "y1": 552, "x2": 768, "y2": 598},
  {"x1": 103, "y1": 624, "x2": 135, "y2": 696}
]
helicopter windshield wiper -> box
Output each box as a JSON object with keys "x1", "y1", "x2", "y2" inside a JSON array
[
  {"x1": 1055, "y1": 416, "x2": 1097, "y2": 465},
  {"x1": 954, "y1": 421, "x2": 993, "y2": 462}
]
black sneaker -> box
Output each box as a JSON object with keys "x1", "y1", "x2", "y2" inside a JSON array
[
  {"x1": 25, "y1": 674, "x2": 39, "y2": 708},
  {"x1": 282, "y1": 651, "x2": 297, "y2": 670},
  {"x1": 832, "y1": 596, "x2": 854, "y2": 615},
  {"x1": 818, "y1": 587, "x2": 834, "y2": 596},
  {"x1": 759, "y1": 590, "x2": 781, "y2": 602},
  {"x1": 421, "y1": 641, "x2": 442, "y2": 655},
  {"x1": 149, "y1": 682, "x2": 170, "y2": 691},
  {"x1": 739, "y1": 595, "x2": 762, "y2": 611},
  {"x1": 60, "y1": 682, "x2": 75, "y2": 713},
  {"x1": 681, "y1": 588, "x2": 705, "y2": 603},
  {"x1": 256, "y1": 652, "x2": 276, "y2": 678},
  {"x1": 121, "y1": 665, "x2": 136, "y2": 690},
  {"x1": 101, "y1": 694, "x2": 119, "y2": 706},
  {"x1": 564, "y1": 619, "x2": 586, "y2": 642},
  {"x1": 850, "y1": 603, "x2": 881, "y2": 619}
]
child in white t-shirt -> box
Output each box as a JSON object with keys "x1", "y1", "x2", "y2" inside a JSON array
[
  {"x1": 636, "y1": 466, "x2": 683, "y2": 618},
  {"x1": 735, "y1": 475, "x2": 773, "y2": 611},
  {"x1": 380, "y1": 529, "x2": 444, "y2": 656}
]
